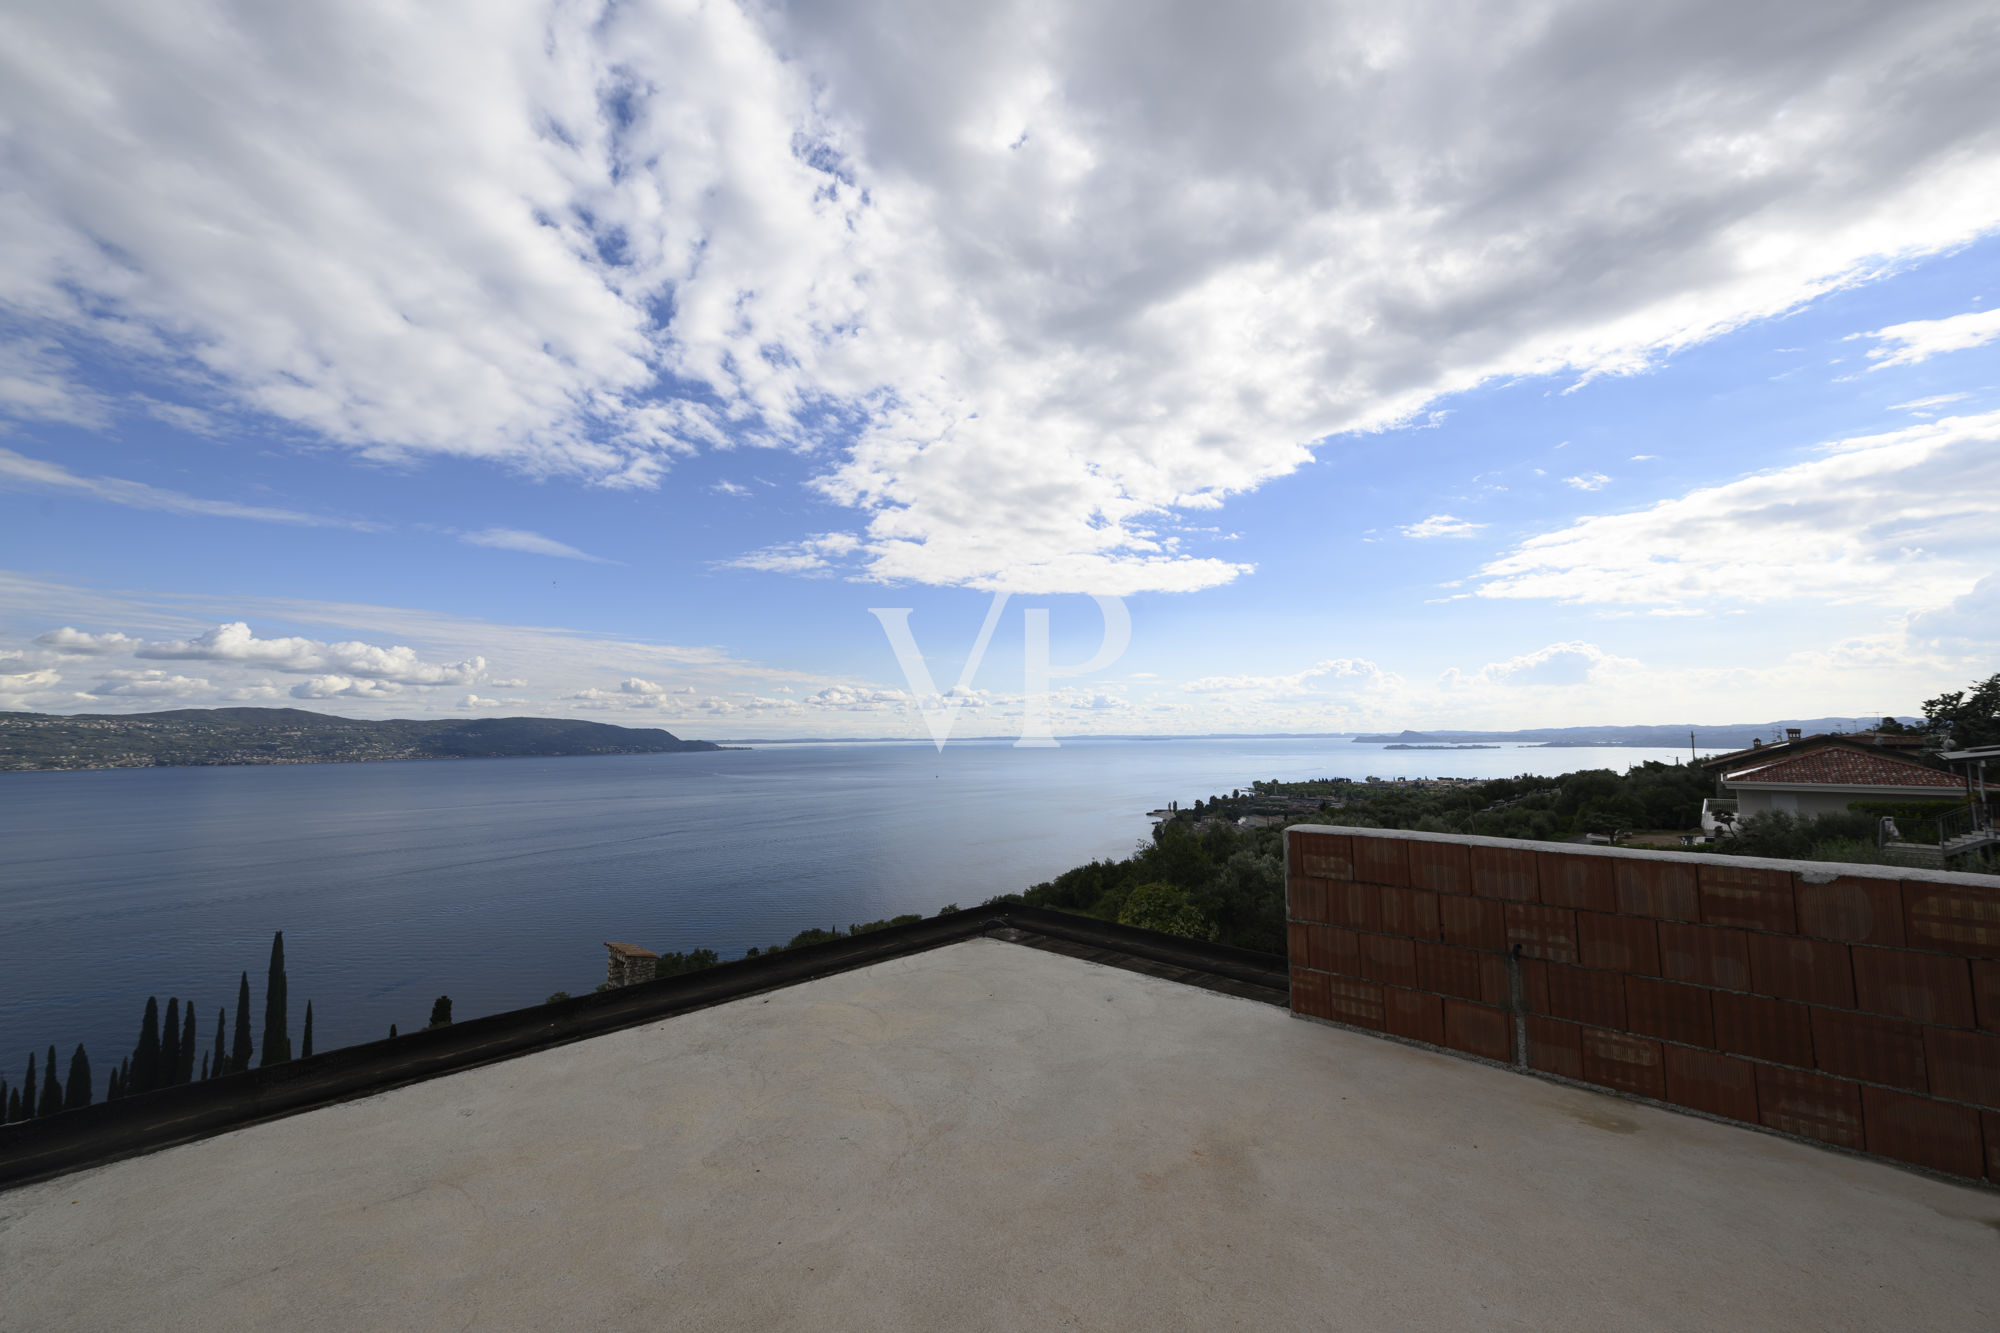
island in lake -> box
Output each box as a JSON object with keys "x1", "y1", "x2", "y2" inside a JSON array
[
  {"x1": 1382, "y1": 743, "x2": 1501, "y2": 750},
  {"x1": 0, "y1": 707, "x2": 728, "y2": 772}
]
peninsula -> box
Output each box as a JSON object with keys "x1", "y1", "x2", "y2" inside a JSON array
[{"x1": 0, "y1": 707, "x2": 726, "y2": 772}]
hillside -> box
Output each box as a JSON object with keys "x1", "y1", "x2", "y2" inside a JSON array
[
  {"x1": 0, "y1": 707, "x2": 724, "y2": 772},
  {"x1": 1349, "y1": 717, "x2": 1914, "y2": 749}
]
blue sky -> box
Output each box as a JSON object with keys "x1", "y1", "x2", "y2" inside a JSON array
[{"x1": 3, "y1": 1, "x2": 1998, "y2": 739}]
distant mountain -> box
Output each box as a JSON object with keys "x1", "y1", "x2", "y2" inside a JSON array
[
  {"x1": 0, "y1": 707, "x2": 725, "y2": 772},
  {"x1": 1349, "y1": 718, "x2": 1918, "y2": 750}
]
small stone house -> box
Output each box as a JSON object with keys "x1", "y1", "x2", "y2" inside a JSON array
[{"x1": 604, "y1": 941, "x2": 660, "y2": 988}]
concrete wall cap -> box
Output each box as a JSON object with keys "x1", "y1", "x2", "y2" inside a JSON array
[{"x1": 1283, "y1": 823, "x2": 1998, "y2": 889}]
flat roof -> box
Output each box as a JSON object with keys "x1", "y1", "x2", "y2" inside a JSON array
[{"x1": 5, "y1": 937, "x2": 1997, "y2": 1329}]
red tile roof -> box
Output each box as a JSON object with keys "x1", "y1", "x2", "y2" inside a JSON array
[
  {"x1": 1724, "y1": 745, "x2": 1966, "y2": 789},
  {"x1": 604, "y1": 941, "x2": 660, "y2": 958}
]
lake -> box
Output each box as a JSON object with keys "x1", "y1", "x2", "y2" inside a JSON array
[{"x1": 0, "y1": 737, "x2": 1693, "y2": 1071}]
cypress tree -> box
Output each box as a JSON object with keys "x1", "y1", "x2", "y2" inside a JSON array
[
  {"x1": 179, "y1": 1002, "x2": 198, "y2": 1084},
  {"x1": 0, "y1": 1078, "x2": 7, "y2": 1120},
  {"x1": 301, "y1": 1002, "x2": 314, "y2": 1059},
  {"x1": 231, "y1": 973, "x2": 253, "y2": 1073},
  {"x1": 65, "y1": 1044, "x2": 91, "y2": 1110},
  {"x1": 427, "y1": 996, "x2": 452, "y2": 1029},
  {"x1": 212, "y1": 1007, "x2": 227, "y2": 1079},
  {"x1": 39, "y1": 1046, "x2": 61, "y2": 1117},
  {"x1": 6, "y1": 1086, "x2": 19, "y2": 1122},
  {"x1": 388, "y1": 1024, "x2": 397, "y2": 1039},
  {"x1": 199, "y1": 1050, "x2": 209, "y2": 1081},
  {"x1": 107, "y1": 1066, "x2": 121, "y2": 1101},
  {"x1": 21, "y1": 1053, "x2": 36, "y2": 1118},
  {"x1": 132, "y1": 996, "x2": 162, "y2": 1094},
  {"x1": 259, "y1": 933, "x2": 290, "y2": 1067},
  {"x1": 162, "y1": 997, "x2": 182, "y2": 1088}
]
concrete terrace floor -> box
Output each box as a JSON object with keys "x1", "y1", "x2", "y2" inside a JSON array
[{"x1": 4, "y1": 938, "x2": 1998, "y2": 1331}]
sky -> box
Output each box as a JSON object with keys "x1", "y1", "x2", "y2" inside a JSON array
[{"x1": 1, "y1": 0, "x2": 1997, "y2": 740}]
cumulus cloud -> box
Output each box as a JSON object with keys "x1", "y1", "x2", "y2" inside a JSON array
[
  {"x1": 1476, "y1": 410, "x2": 2000, "y2": 609},
  {"x1": 1563, "y1": 473, "x2": 1610, "y2": 492},
  {"x1": 1401, "y1": 515, "x2": 1484, "y2": 539},
  {"x1": 459, "y1": 528, "x2": 613, "y2": 563},
  {"x1": 1447, "y1": 641, "x2": 1641, "y2": 689},
  {"x1": 1908, "y1": 574, "x2": 2000, "y2": 653},
  {"x1": 33, "y1": 626, "x2": 140, "y2": 655},
  {"x1": 136, "y1": 622, "x2": 485, "y2": 685},
  {"x1": 618, "y1": 677, "x2": 666, "y2": 695},
  {"x1": 1184, "y1": 658, "x2": 1389, "y2": 697},
  {"x1": 1861, "y1": 307, "x2": 2000, "y2": 369},
  {"x1": 5, "y1": 2, "x2": 1999, "y2": 590},
  {"x1": 458, "y1": 693, "x2": 503, "y2": 709},
  {"x1": 0, "y1": 448, "x2": 375, "y2": 529},
  {"x1": 290, "y1": 675, "x2": 404, "y2": 699}
]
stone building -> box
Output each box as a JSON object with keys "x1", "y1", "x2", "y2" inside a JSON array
[{"x1": 603, "y1": 941, "x2": 660, "y2": 988}]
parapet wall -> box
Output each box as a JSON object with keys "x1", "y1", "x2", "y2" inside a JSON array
[{"x1": 1284, "y1": 825, "x2": 2000, "y2": 1183}]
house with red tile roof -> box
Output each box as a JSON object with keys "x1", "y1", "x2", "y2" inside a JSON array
[{"x1": 1716, "y1": 741, "x2": 1967, "y2": 819}]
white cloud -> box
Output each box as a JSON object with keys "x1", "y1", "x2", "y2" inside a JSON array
[
  {"x1": 459, "y1": 528, "x2": 612, "y2": 563},
  {"x1": 2, "y1": 3, "x2": 1996, "y2": 591},
  {"x1": 1184, "y1": 658, "x2": 1389, "y2": 697},
  {"x1": 1909, "y1": 574, "x2": 2000, "y2": 653},
  {"x1": 136, "y1": 621, "x2": 485, "y2": 685},
  {"x1": 291, "y1": 675, "x2": 404, "y2": 699},
  {"x1": 1477, "y1": 410, "x2": 2000, "y2": 608},
  {"x1": 1447, "y1": 641, "x2": 1642, "y2": 689},
  {"x1": 0, "y1": 448, "x2": 375, "y2": 529},
  {"x1": 34, "y1": 626, "x2": 140, "y2": 655},
  {"x1": 711, "y1": 481, "x2": 751, "y2": 497},
  {"x1": 88, "y1": 668, "x2": 213, "y2": 698},
  {"x1": 1564, "y1": 473, "x2": 1610, "y2": 491},
  {"x1": 1401, "y1": 514, "x2": 1484, "y2": 539},
  {"x1": 0, "y1": 340, "x2": 110, "y2": 426},
  {"x1": 1889, "y1": 392, "x2": 1974, "y2": 416},
  {"x1": 1629, "y1": 454, "x2": 1658, "y2": 461},
  {"x1": 458, "y1": 693, "x2": 503, "y2": 709},
  {"x1": 618, "y1": 677, "x2": 666, "y2": 695},
  {"x1": 1861, "y1": 308, "x2": 2000, "y2": 369}
]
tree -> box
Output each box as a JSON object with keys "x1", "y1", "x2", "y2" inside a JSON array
[
  {"x1": 261, "y1": 932, "x2": 291, "y2": 1066},
  {"x1": 212, "y1": 1007, "x2": 227, "y2": 1080},
  {"x1": 39, "y1": 1046, "x2": 61, "y2": 1117},
  {"x1": 427, "y1": 996, "x2": 453, "y2": 1029},
  {"x1": 179, "y1": 1001, "x2": 198, "y2": 1084},
  {"x1": 132, "y1": 997, "x2": 163, "y2": 1095},
  {"x1": 65, "y1": 1044, "x2": 91, "y2": 1111},
  {"x1": 231, "y1": 973, "x2": 253, "y2": 1073},
  {"x1": 16, "y1": 1054, "x2": 32, "y2": 1119},
  {"x1": 1116, "y1": 881, "x2": 1211, "y2": 939},
  {"x1": 106, "y1": 1066, "x2": 121, "y2": 1101},
  {"x1": 199, "y1": 1051, "x2": 209, "y2": 1082},
  {"x1": 162, "y1": 997, "x2": 182, "y2": 1088},
  {"x1": 6, "y1": 1086, "x2": 19, "y2": 1123},
  {"x1": 1924, "y1": 672, "x2": 2000, "y2": 750},
  {"x1": 301, "y1": 1003, "x2": 313, "y2": 1059}
]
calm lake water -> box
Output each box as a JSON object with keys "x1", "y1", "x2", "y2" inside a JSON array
[{"x1": 0, "y1": 737, "x2": 1691, "y2": 1069}]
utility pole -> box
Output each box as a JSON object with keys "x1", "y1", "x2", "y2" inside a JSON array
[{"x1": 1689, "y1": 730, "x2": 1696, "y2": 764}]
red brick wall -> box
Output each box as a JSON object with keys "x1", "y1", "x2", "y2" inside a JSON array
[{"x1": 1286, "y1": 826, "x2": 2000, "y2": 1183}]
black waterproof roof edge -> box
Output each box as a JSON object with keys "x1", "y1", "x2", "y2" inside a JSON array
[{"x1": 0, "y1": 905, "x2": 1286, "y2": 1190}]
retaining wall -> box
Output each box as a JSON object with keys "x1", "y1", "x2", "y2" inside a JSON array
[{"x1": 1284, "y1": 825, "x2": 2000, "y2": 1183}]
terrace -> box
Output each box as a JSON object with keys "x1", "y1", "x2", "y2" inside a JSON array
[{"x1": 3, "y1": 835, "x2": 1999, "y2": 1330}]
